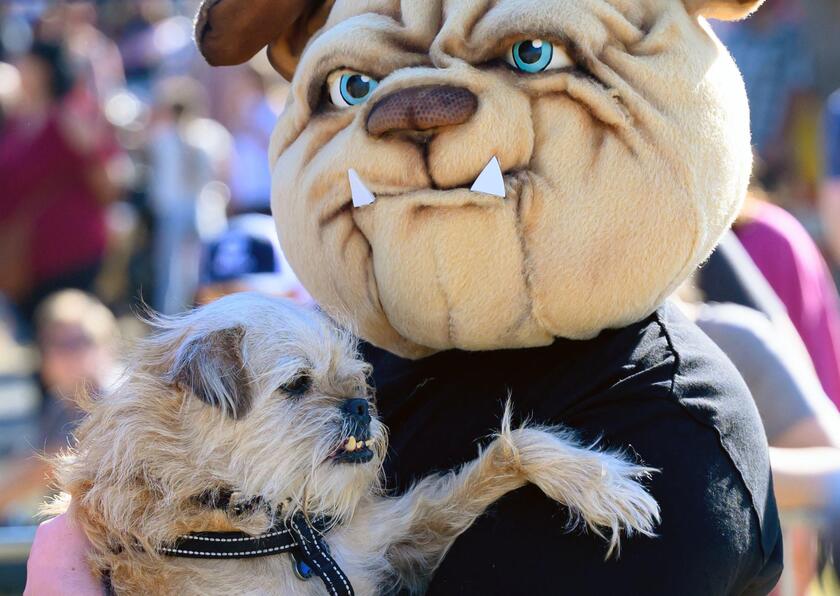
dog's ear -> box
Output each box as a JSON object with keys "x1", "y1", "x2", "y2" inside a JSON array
[
  {"x1": 194, "y1": 0, "x2": 332, "y2": 80},
  {"x1": 168, "y1": 326, "x2": 252, "y2": 419},
  {"x1": 684, "y1": 0, "x2": 765, "y2": 20}
]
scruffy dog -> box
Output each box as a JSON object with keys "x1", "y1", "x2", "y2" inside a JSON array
[{"x1": 51, "y1": 293, "x2": 658, "y2": 595}]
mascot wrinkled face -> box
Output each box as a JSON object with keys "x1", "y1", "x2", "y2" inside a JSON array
[{"x1": 211, "y1": 0, "x2": 760, "y2": 358}]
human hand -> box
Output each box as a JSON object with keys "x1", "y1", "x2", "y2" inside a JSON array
[{"x1": 24, "y1": 510, "x2": 101, "y2": 596}]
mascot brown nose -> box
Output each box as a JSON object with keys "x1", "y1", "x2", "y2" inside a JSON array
[{"x1": 366, "y1": 85, "x2": 478, "y2": 137}]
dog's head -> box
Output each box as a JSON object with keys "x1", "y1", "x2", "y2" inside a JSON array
[
  {"x1": 83, "y1": 294, "x2": 385, "y2": 528},
  {"x1": 198, "y1": 0, "x2": 762, "y2": 358}
]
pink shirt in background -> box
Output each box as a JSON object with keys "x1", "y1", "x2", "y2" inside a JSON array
[{"x1": 735, "y1": 200, "x2": 840, "y2": 409}]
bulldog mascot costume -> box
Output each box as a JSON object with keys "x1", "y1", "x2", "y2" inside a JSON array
[
  {"x1": 26, "y1": 0, "x2": 782, "y2": 594},
  {"x1": 194, "y1": 0, "x2": 782, "y2": 592}
]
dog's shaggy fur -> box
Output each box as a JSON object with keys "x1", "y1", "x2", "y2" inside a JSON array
[{"x1": 50, "y1": 293, "x2": 659, "y2": 595}]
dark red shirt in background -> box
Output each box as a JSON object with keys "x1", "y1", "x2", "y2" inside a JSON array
[{"x1": 0, "y1": 104, "x2": 115, "y2": 285}]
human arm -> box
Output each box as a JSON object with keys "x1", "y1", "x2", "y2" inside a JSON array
[
  {"x1": 769, "y1": 447, "x2": 840, "y2": 510},
  {"x1": 765, "y1": 380, "x2": 840, "y2": 511}
]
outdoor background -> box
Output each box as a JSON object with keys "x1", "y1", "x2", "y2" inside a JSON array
[{"x1": 1, "y1": 0, "x2": 840, "y2": 594}]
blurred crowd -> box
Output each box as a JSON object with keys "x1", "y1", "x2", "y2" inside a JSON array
[
  {"x1": 1, "y1": 0, "x2": 840, "y2": 594},
  {"x1": 0, "y1": 0, "x2": 309, "y2": 524}
]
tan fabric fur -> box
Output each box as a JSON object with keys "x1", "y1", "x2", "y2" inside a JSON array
[{"x1": 269, "y1": 0, "x2": 760, "y2": 358}]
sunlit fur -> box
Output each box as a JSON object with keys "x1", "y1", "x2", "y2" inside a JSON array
[
  {"x1": 270, "y1": 0, "x2": 763, "y2": 358},
  {"x1": 49, "y1": 294, "x2": 659, "y2": 594}
]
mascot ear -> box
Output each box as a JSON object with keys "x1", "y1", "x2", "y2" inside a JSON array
[
  {"x1": 194, "y1": 0, "x2": 332, "y2": 80},
  {"x1": 684, "y1": 0, "x2": 765, "y2": 20}
]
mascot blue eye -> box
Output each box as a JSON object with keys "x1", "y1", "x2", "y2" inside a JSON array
[
  {"x1": 506, "y1": 40, "x2": 573, "y2": 73},
  {"x1": 329, "y1": 71, "x2": 380, "y2": 107},
  {"x1": 510, "y1": 40, "x2": 552, "y2": 72}
]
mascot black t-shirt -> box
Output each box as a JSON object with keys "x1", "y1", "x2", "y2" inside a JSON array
[{"x1": 365, "y1": 302, "x2": 783, "y2": 595}]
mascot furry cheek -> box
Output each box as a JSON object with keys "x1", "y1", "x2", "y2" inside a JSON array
[{"x1": 198, "y1": 0, "x2": 763, "y2": 359}]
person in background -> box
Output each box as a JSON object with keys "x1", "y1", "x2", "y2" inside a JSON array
[
  {"x1": 697, "y1": 231, "x2": 817, "y2": 372},
  {"x1": 36, "y1": 1, "x2": 126, "y2": 104},
  {"x1": 0, "y1": 41, "x2": 123, "y2": 324},
  {"x1": 195, "y1": 214, "x2": 311, "y2": 306},
  {"x1": 147, "y1": 76, "x2": 215, "y2": 315},
  {"x1": 0, "y1": 290, "x2": 118, "y2": 519},
  {"x1": 0, "y1": 60, "x2": 20, "y2": 127},
  {"x1": 821, "y1": 88, "x2": 840, "y2": 268},
  {"x1": 734, "y1": 189, "x2": 840, "y2": 410},
  {"x1": 226, "y1": 67, "x2": 278, "y2": 216},
  {"x1": 715, "y1": 0, "x2": 814, "y2": 184},
  {"x1": 0, "y1": 295, "x2": 40, "y2": 468}
]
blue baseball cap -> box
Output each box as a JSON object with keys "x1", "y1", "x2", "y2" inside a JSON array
[{"x1": 200, "y1": 214, "x2": 310, "y2": 301}]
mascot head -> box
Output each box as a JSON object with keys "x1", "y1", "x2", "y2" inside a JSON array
[{"x1": 197, "y1": 0, "x2": 763, "y2": 358}]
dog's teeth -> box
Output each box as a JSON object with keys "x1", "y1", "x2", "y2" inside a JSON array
[
  {"x1": 348, "y1": 169, "x2": 376, "y2": 208},
  {"x1": 470, "y1": 156, "x2": 506, "y2": 198},
  {"x1": 346, "y1": 437, "x2": 357, "y2": 452}
]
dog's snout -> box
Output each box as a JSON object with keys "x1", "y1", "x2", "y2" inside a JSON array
[
  {"x1": 366, "y1": 85, "x2": 478, "y2": 138},
  {"x1": 342, "y1": 398, "x2": 371, "y2": 424}
]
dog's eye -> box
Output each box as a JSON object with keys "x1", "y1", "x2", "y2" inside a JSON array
[
  {"x1": 505, "y1": 40, "x2": 572, "y2": 73},
  {"x1": 327, "y1": 70, "x2": 380, "y2": 107},
  {"x1": 279, "y1": 374, "x2": 312, "y2": 398}
]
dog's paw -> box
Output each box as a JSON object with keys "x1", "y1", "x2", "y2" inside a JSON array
[
  {"x1": 506, "y1": 426, "x2": 660, "y2": 558},
  {"x1": 581, "y1": 453, "x2": 660, "y2": 558}
]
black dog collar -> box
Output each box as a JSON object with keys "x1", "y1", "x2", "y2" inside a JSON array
[{"x1": 161, "y1": 512, "x2": 354, "y2": 596}]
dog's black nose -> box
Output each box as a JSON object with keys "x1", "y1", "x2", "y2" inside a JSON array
[{"x1": 341, "y1": 398, "x2": 371, "y2": 425}]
